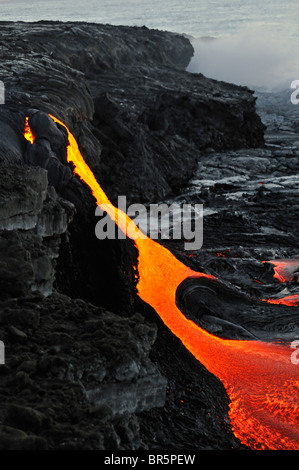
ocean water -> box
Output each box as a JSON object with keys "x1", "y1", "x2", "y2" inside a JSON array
[{"x1": 0, "y1": 0, "x2": 298, "y2": 90}]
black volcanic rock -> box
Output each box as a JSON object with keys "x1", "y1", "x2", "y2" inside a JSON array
[
  {"x1": 0, "y1": 294, "x2": 166, "y2": 450},
  {"x1": 0, "y1": 21, "x2": 265, "y2": 204},
  {"x1": 91, "y1": 69, "x2": 265, "y2": 203},
  {"x1": 0, "y1": 161, "x2": 69, "y2": 298}
]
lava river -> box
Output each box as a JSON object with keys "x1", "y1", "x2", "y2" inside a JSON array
[{"x1": 25, "y1": 115, "x2": 299, "y2": 450}]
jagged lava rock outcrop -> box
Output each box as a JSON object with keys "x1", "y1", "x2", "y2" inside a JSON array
[{"x1": 1, "y1": 21, "x2": 265, "y2": 203}]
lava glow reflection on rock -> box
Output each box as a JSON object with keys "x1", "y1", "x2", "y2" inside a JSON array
[
  {"x1": 24, "y1": 115, "x2": 299, "y2": 450},
  {"x1": 263, "y1": 259, "x2": 299, "y2": 283}
]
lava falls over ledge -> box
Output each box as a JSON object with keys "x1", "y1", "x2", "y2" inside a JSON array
[{"x1": 24, "y1": 113, "x2": 299, "y2": 451}]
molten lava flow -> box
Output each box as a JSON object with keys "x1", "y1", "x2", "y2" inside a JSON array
[
  {"x1": 261, "y1": 260, "x2": 299, "y2": 306},
  {"x1": 24, "y1": 117, "x2": 35, "y2": 144},
  {"x1": 263, "y1": 259, "x2": 299, "y2": 283},
  {"x1": 265, "y1": 295, "x2": 299, "y2": 307},
  {"x1": 24, "y1": 115, "x2": 299, "y2": 450}
]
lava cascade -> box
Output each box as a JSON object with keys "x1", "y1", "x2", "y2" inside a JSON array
[{"x1": 24, "y1": 115, "x2": 299, "y2": 450}]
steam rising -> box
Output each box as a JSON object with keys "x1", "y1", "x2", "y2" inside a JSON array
[{"x1": 187, "y1": 27, "x2": 299, "y2": 91}]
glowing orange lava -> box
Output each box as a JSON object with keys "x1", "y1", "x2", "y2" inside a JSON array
[
  {"x1": 265, "y1": 295, "x2": 299, "y2": 307},
  {"x1": 261, "y1": 260, "x2": 299, "y2": 307},
  {"x1": 24, "y1": 115, "x2": 299, "y2": 450},
  {"x1": 24, "y1": 117, "x2": 35, "y2": 144},
  {"x1": 263, "y1": 259, "x2": 299, "y2": 283}
]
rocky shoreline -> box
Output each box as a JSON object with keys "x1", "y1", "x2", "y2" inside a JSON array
[{"x1": 0, "y1": 21, "x2": 296, "y2": 450}]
